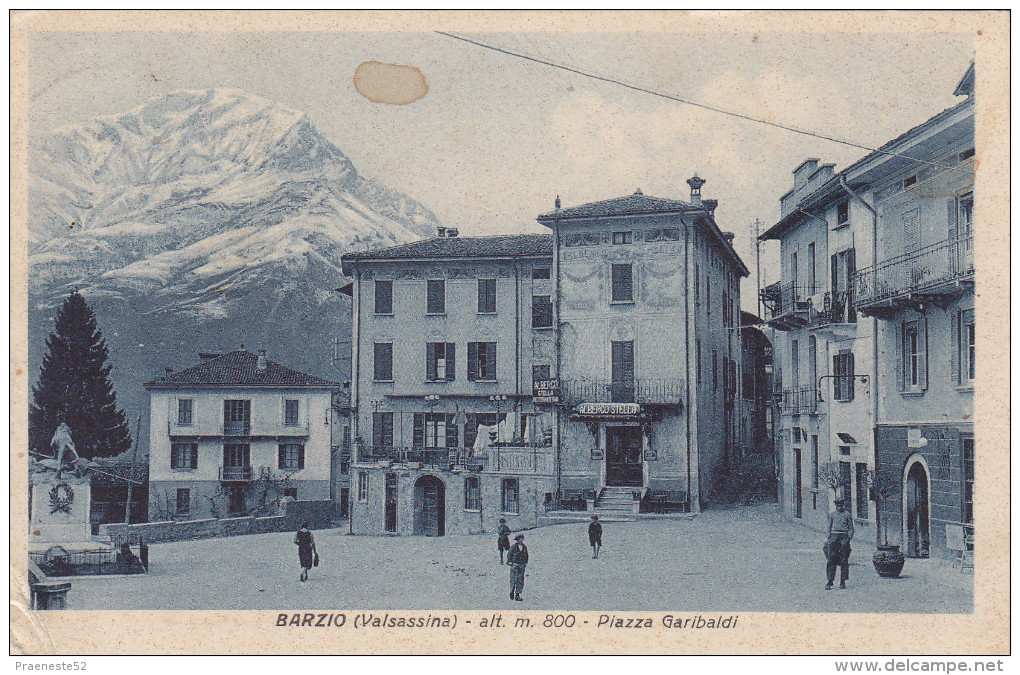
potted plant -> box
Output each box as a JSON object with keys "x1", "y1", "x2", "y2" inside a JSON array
[{"x1": 865, "y1": 468, "x2": 905, "y2": 577}]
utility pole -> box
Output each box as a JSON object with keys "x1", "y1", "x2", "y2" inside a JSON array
[
  {"x1": 124, "y1": 413, "x2": 142, "y2": 524},
  {"x1": 754, "y1": 218, "x2": 762, "y2": 320}
]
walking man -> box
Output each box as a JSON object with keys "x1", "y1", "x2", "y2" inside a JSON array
[
  {"x1": 507, "y1": 533, "x2": 528, "y2": 601},
  {"x1": 497, "y1": 518, "x2": 512, "y2": 564},
  {"x1": 825, "y1": 499, "x2": 854, "y2": 590},
  {"x1": 588, "y1": 515, "x2": 602, "y2": 559}
]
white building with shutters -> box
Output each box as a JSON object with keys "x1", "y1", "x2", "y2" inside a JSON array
[
  {"x1": 761, "y1": 63, "x2": 975, "y2": 561},
  {"x1": 145, "y1": 349, "x2": 344, "y2": 521},
  {"x1": 340, "y1": 175, "x2": 751, "y2": 536}
]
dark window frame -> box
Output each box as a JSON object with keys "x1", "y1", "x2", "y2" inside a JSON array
[
  {"x1": 278, "y1": 443, "x2": 306, "y2": 471},
  {"x1": 171, "y1": 442, "x2": 198, "y2": 470},
  {"x1": 284, "y1": 399, "x2": 300, "y2": 426},
  {"x1": 374, "y1": 279, "x2": 393, "y2": 315},
  {"x1": 532, "y1": 294, "x2": 553, "y2": 329},
  {"x1": 501, "y1": 478, "x2": 520, "y2": 515},
  {"x1": 374, "y1": 342, "x2": 394, "y2": 382},
  {"x1": 477, "y1": 278, "x2": 497, "y2": 314},
  {"x1": 611, "y1": 263, "x2": 634, "y2": 303},
  {"x1": 464, "y1": 476, "x2": 481, "y2": 511},
  {"x1": 426, "y1": 279, "x2": 446, "y2": 315},
  {"x1": 177, "y1": 398, "x2": 193, "y2": 426}
]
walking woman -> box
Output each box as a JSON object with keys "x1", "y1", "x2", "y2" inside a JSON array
[
  {"x1": 497, "y1": 518, "x2": 512, "y2": 564},
  {"x1": 294, "y1": 522, "x2": 317, "y2": 582}
]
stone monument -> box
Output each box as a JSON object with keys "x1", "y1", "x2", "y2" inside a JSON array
[{"x1": 29, "y1": 423, "x2": 96, "y2": 551}]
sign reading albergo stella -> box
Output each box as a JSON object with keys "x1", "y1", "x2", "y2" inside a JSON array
[{"x1": 532, "y1": 378, "x2": 560, "y2": 404}]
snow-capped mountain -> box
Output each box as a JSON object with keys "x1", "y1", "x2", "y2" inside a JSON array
[{"x1": 28, "y1": 89, "x2": 441, "y2": 446}]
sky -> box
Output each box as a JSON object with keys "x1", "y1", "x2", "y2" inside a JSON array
[{"x1": 28, "y1": 30, "x2": 973, "y2": 306}]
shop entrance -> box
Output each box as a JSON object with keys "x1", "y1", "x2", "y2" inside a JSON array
[
  {"x1": 413, "y1": 475, "x2": 445, "y2": 537},
  {"x1": 905, "y1": 461, "x2": 930, "y2": 558},
  {"x1": 606, "y1": 426, "x2": 643, "y2": 486}
]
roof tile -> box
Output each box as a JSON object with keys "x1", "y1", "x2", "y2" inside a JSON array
[
  {"x1": 538, "y1": 192, "x2": 692, "y2": 221},
  {"x1": 342, "y1": 234, "x2": 552, "y2": 265}
]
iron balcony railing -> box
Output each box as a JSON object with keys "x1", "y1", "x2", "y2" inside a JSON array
[
  {"x1": 357, "y1": 445, "x2": 551, "y2": 474},
  {"x1": 761, "y1": 282, "x2": 823, "y2": 320},
  {"x1": 855, "y1": 235, "x2": 974, "y2": 308},
  {"x1": 223, "y1": 421, "x2": 251, "y2": 436},
  {"x1": 219, "y1": 466, "x2": 254, "y2": 481},
  {"x1": 781, "y1": 386, "x2": 819, "y2": 415},
  {"x1": 560, "y1": 379, "x2": 684, "y2": 406}
]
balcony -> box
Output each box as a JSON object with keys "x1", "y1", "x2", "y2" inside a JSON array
[
  {"x1": 855, "y1": 236, "x2": 974, "y2": 318},
  {"x1": 761, "y1": 282, "x2": 825, "y2": 331},
  {"x1": 168, "y1": 420, "x2": 308, "y2": 439},
  {"x1": 357, "y1": 445, "x2": 552, "y2": 474},
  {"x1": 223, "y1": 421, "x2": 251, "y2": 436},
  {"x1": 219, "y1": 466, "x2": 254, "y2": 482},
  {"x1": 560, "y1": 379, "x2": 683, "y2": 407},
  {"x1": 781, "y1": 386, "x2": 819, "y2": 415}
]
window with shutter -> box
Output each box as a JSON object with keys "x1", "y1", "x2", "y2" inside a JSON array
[
  {"x1": 611, "y1": 263, "x2": 634, "y2": 303},
  {"x1": 426, "y1": 342, "x2": 454, "y2": 382},
  {"x1": 375, "y1": 280, "x2": 393, "y2": 315},
  {"x1": 467, "y1": 342, "x2": 479, "y2": 381},
  {"x1": 445, "y1": 343, "x2": 456, "y2": 381},
  {"x1": 427, "y1": 279, "x2": 446, "y2": 314},
  {"x1": 611, "y1": 340, "x2": 635, "y2": 403},
  {"x1": 426, "y1": 342, "x2": 437, "y2": 381},
  {"x1": 445, "y1": 414, "x2": 458, "y2": 448},
  {"x1": 532, "y1": 295, "x2": 553, "y2": 328},
  {"x1": 177, "y1": 399, "x2": 193, "y2": 426},
  {"x1": 478, "y1": 279, "x2": 497, "y2": 313},
  {"x1": 464, "y1": 413, "x2": 478, "y2": 448},
  {"x1": 374, "y1": 342, "x2": 393, "y2": 382},
  {"x1": 372, "y1": 413, "x2": 393, "y2": 448},
  {"x1": 413, "y1": 413, "x2": 425, "y2": 447}
]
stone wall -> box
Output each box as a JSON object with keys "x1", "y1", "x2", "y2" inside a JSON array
[{"x1": 100, "y1": 499, "x2": 339, "y2": 546}]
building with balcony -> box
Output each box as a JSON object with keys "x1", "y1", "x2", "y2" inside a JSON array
[
  {"x1": 144, "y1": 349, "x2": 346, "y2": 521},
  {"x1": 538, "y1": 177, "x2": 749, "y2": 513},
  {"x1": 340, "y1": 178, "x2": 753, "y2": 534},
  {"x1": 340, "y1": 233, "x2": 558, "y2": 536},
  {"x1": 760, "y1": 63, "x2": 975, "y2": 561}
]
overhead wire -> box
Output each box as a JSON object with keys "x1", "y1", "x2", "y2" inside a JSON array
[{"x1": 436, "y1": 31, "x2": 972, "y2": 176}]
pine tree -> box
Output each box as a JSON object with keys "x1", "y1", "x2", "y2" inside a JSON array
[{"x1": 28, "y1": 292, "x2": 133, "y2": 459}]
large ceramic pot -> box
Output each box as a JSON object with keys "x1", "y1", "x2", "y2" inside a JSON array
[{"x1": 873, "y1": 544, "x2": 906, "y2": 578}]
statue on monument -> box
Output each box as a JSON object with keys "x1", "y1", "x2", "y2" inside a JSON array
[{"x1": 30, "y1": 422, "x2": 92, "y2": 484}]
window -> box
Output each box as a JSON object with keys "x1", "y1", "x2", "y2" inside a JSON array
[
  {"x1": 831, "y1": 248, "x2": 857, "y2": 323},
  {"x1": 414, "y1": 413, "x2": 457, "y2": 448},
  {"x1": 532, "y1": 267, "x2": 550, "y2": 280},
  {"x1": 611, "y1": 263, "x2": 634, "y2": 303},
  {"x1": 532, "y1": 364, "x2": 551, "y2": 382},
  {"x1": 177, "y1": 398, "x2": 193, "y2": 426},
  {"x1": 357, "y1": 472, "x2": 369, "y2": 501},
  {"x1": 284, "y1": 399, "x2": 300, "y2": 426},
  {"x1": 223, "y1": 399, "x2": 251, "y2": 435},
  {"x1": 903, "y1": 175, "x2": 917, "y2": 189},
  {"x1": 807, "y1": 242, "x2": 816, "y2": 292},
  {"x1": 223, "y1": 443, "x2": 250, "y2": 468},
  {"x1": 811, "y1": 436, "x2": 819, "y2": 489},
  {"x1": 464, "y1": 413, "x2": 499, "y2": 449},
  {"x1": 372, "y1": 412, "x2": 394, "y2": 448},
  {"x1": 278, "y1": 443, "x2": 305, "y2": 471},
  {"x1": 375, "y1": 280, "x2": 393, "y2": 315},
  {"x1": 612, "y1": 231, "x2": 632, "y2": 245},
  {"x1": 833, "y1": 351, "x2": 855, "y2": 402},
  {"x1": 284, "y1": 487, "x2": 298, "y2": 500},
  {"x1": 839, "y1": 461, "x2": 852, "y2": 504},
  {"x1": 478, "y1": 278, "x2": 497, "y2": 313},
  {"x1": 902, "y1": 321, "x2": 921, "y2": 389},
  {"x1": 426, "y1": 279, "x2": 446, "y2": 314},
  {"x1": 610, "y1": 340, "x2": 635, "y2": 403},
  {"x1": 427, "y1": 342, "x2": 456, "y2": 381},
  {"x1": 959, "y1": 147, "x2": 975, "y2": 161},
  {"x1": 468, "y1": 342, "x2": 497, "y2": 381},
  {"x1": 712, "y1": 350, "x2": 718, "y2": 392},
  {"x1": 176, "y1": 488, "x2": 190, "y2": 515},
  {"x1": 374, "y1": 342, "x2": 393, "y2": 382},
  {"x1": 959, "y1": 309, "x2": 975, "y2": 384},
  {"x1": 532, "y1": 295, "x2": 553, "y2": 328},
  {"x1": 465, "y1": 476, "x2": 481, "y2": 511},
  {"x1": 501, "y1": 478, "x2": 520, "y2": 514},
  {"x1": 722, "y1": 291, "x2": 730, "y2": 327},
  {"x1": 855, "y1": 463, "x2": 869, "y2": 519},
  {"x1": 790, "y1": 339, "x2": 800, "y2": 388},
  {"x1": 838, "y1": 445, "x2": 850, "y2": 456},
  {"x1": 696, "y1": 339, "x2": 702, "y2": 385},
  {"x1": 837, "y1": 200, "x2": 849, "y2": 225},
  {"x1": 963, "y1": 437, "x2": 974, "y2": 524},
  {"x1": 171, "y1": 442, "x2": 198, "y2": 470}
]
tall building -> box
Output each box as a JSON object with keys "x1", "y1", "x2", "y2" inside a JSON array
[
  {"x1": 762, "y1": 63, "x2": 975, "y2": 561},
  {"x1": 145, "y1": 350, "x2": 345, "y2": 521},
  {"x1": 538, "y1": 178, "x2": 749, "y2": 512},
  {"x1": 340, "y1": 233, "x2": 557, "y2": 535}
]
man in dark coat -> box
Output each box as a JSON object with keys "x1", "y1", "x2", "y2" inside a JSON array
[
  {"x1": 507, "y1": 533, "x2": 528, "y2": 601},
  {"x1": 588, "y1": 515, "x2": 602, "y2": 558},
  {"x1": 825, "y1": 499, "x2": 854, "y2": 590},
  {"x1": 497, "y1": 518, "x2": 511, "y2": 564}
]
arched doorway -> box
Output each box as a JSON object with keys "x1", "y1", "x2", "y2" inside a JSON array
[
  {"x1": 413, "y1": 475, "x2": 445, "y2": 537},
  {"x1": 904, "y1": 459, "x2": 930, "y2": 558}
]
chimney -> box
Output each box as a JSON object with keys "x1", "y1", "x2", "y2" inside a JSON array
[
  {"x1": 436, "y1": 226, "x2": 447, "y2": 238},
  {"x1": 555, "y1": 195, "x2": 561, "y2": 211},
  {"x1": 703, "y1": 198, "x2": 718, "y2": 216},
  {"x1": 687, "y1": 174, "x2": 706, "y2": 206},
  {"x1": 165, "y1": 367, "x2": 175, "y2": 375},
  {"x1": 721, "y1": 231, "x2": 735, "y2": 246},
  {"x1": 447, "y1": 228, "x2": 459, "y2": 237},
  {"x1": 257, "y1": 349, "x2": 267, "y2": 371},
  {"x1": 199, "y1": 352, "x2": 221, "y2": 361}
]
